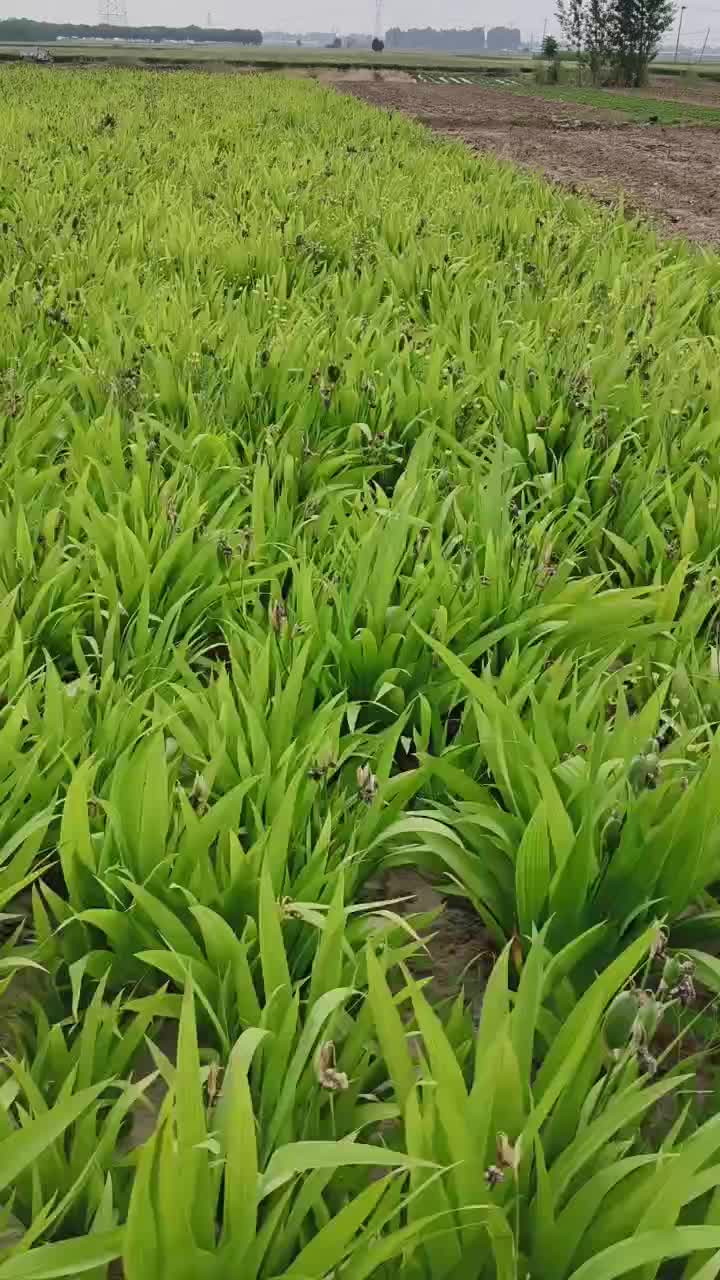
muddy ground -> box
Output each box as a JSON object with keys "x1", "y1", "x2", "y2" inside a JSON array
[
  {"x1": 368, "y1": 869, "x2": 492, "y2": 1016},
  {"x1": 338, "y1": 79, "x2": 720, "y2": 246}
]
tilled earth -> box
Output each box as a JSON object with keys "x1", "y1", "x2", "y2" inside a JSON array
[{"x1": 338, "y1": 79, "x2": 720, "y2": 246}]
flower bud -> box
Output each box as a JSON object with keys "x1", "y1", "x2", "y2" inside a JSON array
[
  {"x1": 603, "y1": 990, "x2": 640, "y2": 1052},
  {"x1": 660, "y1": 956, "x2": 682, "y2": 991},
  {"x1": 634, "y1": 993, "x2": 662, "y2": 1043}
]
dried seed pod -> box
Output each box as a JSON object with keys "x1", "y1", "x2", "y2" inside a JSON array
[
  {"x1": 206, "y1": 1061, "x2": 223, "y2": 1106},
  {"x1": 649, "y1": 926, "x2": 668, "y2": 960},
  {"x1": 189, "y1": 773, "x2": 209, "y2": 815},
  {"x1": 496, "y1": 1132, "x2": 522, "y2": 1173},
  {"x1": 216, "y1": 538, "x2": 233, "y2": 569},
  {"x1": 675, "y1": 973, "x2": 696, "y2": 1007},
  {"x1": 270, "y1": 599, "x2": 287, "y2": 633},
  {"x1": 636, "y1": 1046, "x2": 658, "y2": 1077},
  {"x1": 315, "y1": 1041, "x2": 349, "y2": 1092},
  {"x1": 356, "y1": 763, "x2": 378, "y2": 803}
]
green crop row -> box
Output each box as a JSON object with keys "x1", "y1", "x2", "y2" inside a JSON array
[
  {"x1": 447, "y1": 72, "x2": 720, "y2": 125},
  {"x1": 1, "y1": 65, "x2": 720, "y2": 1278}
]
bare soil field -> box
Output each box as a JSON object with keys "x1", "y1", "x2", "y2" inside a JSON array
[{"x1": 340, "y1": 79, "x2": 720, "y2": 246}]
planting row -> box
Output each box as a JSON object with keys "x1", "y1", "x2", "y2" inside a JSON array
[{"x1": 1, "y1": 67, "x2": 720, "y2": 1278}]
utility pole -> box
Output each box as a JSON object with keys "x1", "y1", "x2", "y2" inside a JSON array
[
  {"x1": 673, "y1": 4, "x2": 687, "y2": 62},
  {"x1": 698, "y1": 26, "x2": 710, "y2": 61},
  {"x1": 542, "y1": 16, "x2": 548, "y2": 43}
]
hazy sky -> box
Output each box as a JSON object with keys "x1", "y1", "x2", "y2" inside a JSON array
[
  {"x1": 17, "y1": 0, "x2": 713, "y2": 46},
  {"x1": 260, "y1": 2, "x2": 542, "y2": 33},
  {"x1": 21, "y1": 0, "x2": 559, "y2": 36}
]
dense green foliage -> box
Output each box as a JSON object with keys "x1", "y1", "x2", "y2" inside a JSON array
[
  {"x1": 557, "y1": 0, "x2": 675, "y2": 85},
  {"x1": 0, "y1": 18, "x2": 262, "y2": 45},
  {"x1": 1, "y1": 66, "x2": 720, "y2": 1277}
]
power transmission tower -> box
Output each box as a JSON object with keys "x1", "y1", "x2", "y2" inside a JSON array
[{"x1": 98, "y1": 0, "x2": 128, "y2": 25}]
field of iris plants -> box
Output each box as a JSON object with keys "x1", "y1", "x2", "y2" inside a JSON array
[{"x1": 2, "y1": 63, "x2": 720, "y2": 1278}]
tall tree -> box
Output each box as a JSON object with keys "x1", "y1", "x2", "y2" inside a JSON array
[
  {"x1": 556, "y1": 0, "x2": 673, "y2": 85},
  {"x1": 585, "y1": 0, "x2": 615, "y2": 82},
  {"x1": 610, "y1": 0, "x2": 675, "y2": 84},
  {"x1": 556, "y1": 0, "x2": 586, "y2": 81}
]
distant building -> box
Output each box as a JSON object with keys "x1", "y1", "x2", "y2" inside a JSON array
[
  {"x1": 386, "y1": 26, "x2": 486, "y2": 51},
  {"x1": 486, "y1": 26, "x2": 522, "y2": 51},
  {"x1": 263, "y1": 30, "x2": 335, "y2": 47},
  {"x1": 20, "y1": 46, "x2": 52, "y2": 61}
]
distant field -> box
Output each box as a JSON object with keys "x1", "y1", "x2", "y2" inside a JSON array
[
  {"x1": 654, "y1": 60, "x2": 720, "y2": 78},
  {"x1": 0, "y1": 41, "x2": 538, "y2": 72},
  {"x1": 2, "y1": 41, "x2": 720, "y2": 85}
]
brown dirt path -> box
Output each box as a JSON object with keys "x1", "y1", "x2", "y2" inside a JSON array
[{"x1": 338, "y1": 80, "x2": 720, "y2": 246}]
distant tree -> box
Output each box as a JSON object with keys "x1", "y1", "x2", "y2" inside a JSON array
[
  {"x1": 557, "y1": 0, "x2": 586, "y2": 78},
  {"x1": 585, "y1": 0, "x2": 615, "y2": 81},
  {"x1": 557, "y1": 0, "x2": 615, "y2": 82},
  {"x1": 540, "y1": 33, "x2": 560, "y2": 79},
  {"x1": 557, "y1": 0, "x2": 672, "y2": 84},
  {"x1": 371, "y1": 36, "x2": 385, "y2": 51},
  {"x1": 0, "y1": 17, "x2": 262, "y2": 44},
  {"x1": 610, "y1": 0, "x2": 674, "y2": 83}
]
